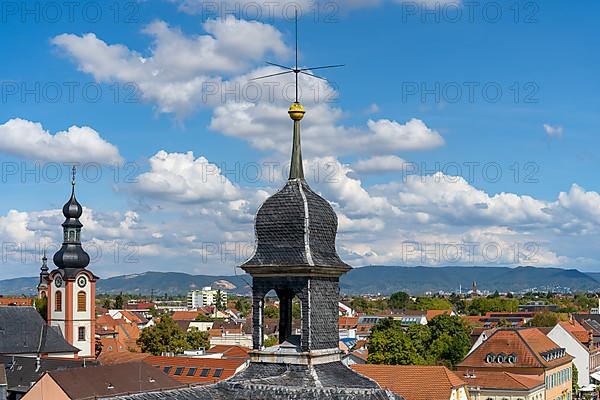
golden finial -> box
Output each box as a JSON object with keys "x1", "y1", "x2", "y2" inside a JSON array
[{"x1": 288, "y1": 102, "x2": 305, "y2": 121}]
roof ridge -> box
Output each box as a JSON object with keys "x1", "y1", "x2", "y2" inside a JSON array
[
  {"x1": 515, "y1": 329, "x2": 546, "y2": 368},
  {"x1": 503, "y1": 371, "x2": 528, "y2": 389}
]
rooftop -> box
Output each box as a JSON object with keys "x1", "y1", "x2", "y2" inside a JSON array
[{"x1": 351, "y1": 365, "x2": 466, "y2": 400}]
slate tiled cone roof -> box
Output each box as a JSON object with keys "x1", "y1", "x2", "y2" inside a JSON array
[
  {"x1": 352, "y1": 365, "x2": 466, "y2": 400},
  {"x1": 242, "y1": 178, "x2": 351, "y2": 270}
]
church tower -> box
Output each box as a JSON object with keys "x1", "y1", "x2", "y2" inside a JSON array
[
  {"x1": 47, "y1": 167, "x2": 97, "y2": 358},
  {"x1": 37, "y1": 250, "x2": 49, "y2": 299},
  {"x1": 241, "y1": 101, "x2": 352, "y2": 364}
]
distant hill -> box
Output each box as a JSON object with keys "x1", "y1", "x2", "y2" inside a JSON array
[
  {"x1": 340, "y1": 266, "x2": 600, "y2": 294},
  {"x1": 1, "y1": 266, "x2": 599, "y2": 296}
]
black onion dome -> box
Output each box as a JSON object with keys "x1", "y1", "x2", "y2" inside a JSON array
[
  {"x1": 53, "y1": 180, "x2": 90, "y2": 272},
  {"x1": 242, "y1": 179, "x2": 350, "y2": 269},
  {"x1": 63, "y1": 190, "x2": 83, "y2": 219}
]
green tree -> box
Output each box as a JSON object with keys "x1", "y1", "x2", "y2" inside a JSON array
[
  {"x1": 529, "y1": 311, "x2": 559, "y2": 327},
  {"x1": 264, "y1": 336, "x2": 279, "y2": 347},
  {"x1": 215, "y1": 290, "x2": 225, "y2": 311},
  {"x1": 137, "y1": 316, "x2": 188, "y2": 355},
  {"x1": 102, "y1": 298, "x2": 112, "y2": 309},
  {"x1": 114, "y1": 293, "x2": 125, "y2": 309},
  {"x1": 389, "y1": 291, "x2": 410, "y2": 310},
  {"x1": 234, "y1": 297, "x2": 251, "y2": 317},
  {"x1": 186, "y1": 328, "x2": 210, "y2": 350},
  {"x1": 264, "y1": 305, "x2": 279, "y2": 319},
  {"x1": 368, "y1": 326, "x2": 425, "y2": 365},
  {"x1": 427, "y1": 315, "x2": 471, "y2": 366},
  {"x1": 34, "y1": 296, "x2": 48, "y2": 321},
  {"x1": 572, "y1": 364, "x2": 579, "y2": 393}
]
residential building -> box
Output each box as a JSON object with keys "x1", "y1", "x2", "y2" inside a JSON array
[
  {"x1": 22, "y1": 362, "x2": 183, "y2": 400},
  {"x1": 187, "y1": 287, "x2": 227, "y2": 309},
  {"x1": 47, "y1": 171, "x2": 97, "y2": 359},
  {"x1": 0, "y1": 365, "x2": 7, "y2": 400},
  {"x1": 547, "y1": 319, "x2": 600, "y2": 387},
  {"x1": 0, "y1": 355, "x2": 97, "y2": 399},
  {"x1": 0, "y1": 307, "x2": 79, "y2": 358},
  {"x1": 144, "y1": 356, "x2": 249, "y2": 385},
  {"x1": 352, "y1": 365, "x2": 469, "y2": 400},
  {"x1": 0, "y1": 298, "x2": 33, "y2": 307},
  {"x1": 462, "y1": 370, "x2": 545, "y2": 400},
  {"x1": 457, "y1": 328, "x2": 573, "y2": 400},
  {"x1": 519, "y1": 301, "x2": 560, "y2": 313}
]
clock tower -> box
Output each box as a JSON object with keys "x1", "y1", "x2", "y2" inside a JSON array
[{"x1": 47, "y1": 167, "x2": 97, "y2": 358}]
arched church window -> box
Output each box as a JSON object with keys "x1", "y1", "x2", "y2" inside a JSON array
[
  {"x1": 77, "y1": 291, "x2": 86, "y2": 312},
  {"x1": 55, "y1": 291, "x2": 62, "y2": 311}
]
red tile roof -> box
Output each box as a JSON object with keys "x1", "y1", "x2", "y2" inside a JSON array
[
  {"x1": 0, "y1": 298, "x2": 33, "y2": 306},
  {"x1": 458, "y1": 328, "x2": 573, "y2": 370},
  {"x1": 48, "y1": 362, "x2": 183, "y2": 398},
  {"x1": 172, "y1": 310, "x2": 202, "y2": 321},
  {"x1": 426, "y1": 310, "x2": 452, "y2": 321},
  {"x1": 462, "y1": 370, "x2": 544, "y2": 390},
  {"x1": 352, "y1": 365, "x2": 466, "y2": 400},
  {"x1": 206, "y1": 345, "x2": 250, "y2": 359},
  {"x1": 559, "y1": 320, "x2": 591, "y2": 345},
  {"x1": 144, "y1": 356, "x2": 248, "y2": 385}
]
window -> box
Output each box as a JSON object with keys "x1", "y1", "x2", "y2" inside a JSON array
[
  {"x1": 186, "y1": 368, "x2": 197, "y2": 376},
  {"x1": 200, "y1": 368, "x2": 210, "y2": 377},
  {"x1": 78, "y1": 327, "x2": 86, "y2": 341},
  {"x1": 55, "y1": 291, "x2": 62, "y2": 311},
  {"x1": 77, "y1": 291, "x2": 86, "y2": 312},
  {"x1": 213, "y1": 368, "x2": 223, "y2": 378},
  {"x1": 174, "y1": 367, "x2": 184, "y2": 376},
  {"x1": 163, "y1": 366, "x2": 172, "y2": 374}
]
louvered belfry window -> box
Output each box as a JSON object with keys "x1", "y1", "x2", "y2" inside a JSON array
[{"x1": 77, "y1": 291, "x2": 86, "y2": 312}]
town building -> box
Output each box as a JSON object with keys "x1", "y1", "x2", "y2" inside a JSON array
[
  {"x1": 187, "y1": 287, "x2": 227, "y2": 309},
  {"x1": 547, "y1": 319, "x2": 600, "y2": 388},
  {"x1": 462, "y1": 370, "x2": 545, "y2": 400},
  {"x1": 22, "y1": 362, "x2": 182, "y2": 400},
  {"x1": 0, "y1": 355, "x2": 97, "y2": 399},
  {"x1": 457, "y1": 328, "x2": 573, "y2": 400},
  {"x1": 36, "y1": 251, "x2": 49, "y2": 299},
  {"x1": 46, "y1": 169, "x2": 98, "y2": 358},
  {"x1": 518, "y1": 301, "x2": 560, "y2": 313},
  {"x1": 0, "y1": 307, "x2": 79, "y2": 358},
  {"x1": 351, "y1": 365, "x2": 469, "y2": 400}
]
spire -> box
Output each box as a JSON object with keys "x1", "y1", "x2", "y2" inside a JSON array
[
  {"x1": 288, "y1": 103, "x2": 305, "y2": 180},
  {"x1": 41, "y1": 250, "x2": 48, "y2": 272},
  {"x1": 53, "y1": 167, "x2": 90, "y2": 271},
  {"x1": 250, "y1": 9, "x2": 343, "y2": 182}
]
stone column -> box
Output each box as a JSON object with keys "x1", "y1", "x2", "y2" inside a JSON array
[
  {"x1": 252, "y1": 289, "x2": 264, "y2": 350},
  {"x1": 277, "y1": 289, "x2": 293, "y2": 344}
]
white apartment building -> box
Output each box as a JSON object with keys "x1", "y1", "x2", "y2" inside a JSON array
[{"x1": 187, "y1": 287, "x2": 228, "y2": 309}]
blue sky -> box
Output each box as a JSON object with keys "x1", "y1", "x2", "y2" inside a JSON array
[{"x1": 0, "y1": 0, "x2": 599, "y2": 280}]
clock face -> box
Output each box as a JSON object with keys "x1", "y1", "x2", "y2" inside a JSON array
[
  {"x1": 54, "y1": 276, "x2": 63, "y2": 288},
  {"x1": 77, "y1": 276, "x2": 87, "y2": 288}
]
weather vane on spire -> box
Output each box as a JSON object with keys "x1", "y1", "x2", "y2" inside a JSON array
[
  {"x1": 251, "y1": 8, "x2": 344, "y2": 105},
  {"x1": 71, "y1": 165, "x2": 76, "y2": 187}
]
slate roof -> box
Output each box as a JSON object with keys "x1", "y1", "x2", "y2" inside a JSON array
[
  {"x1": 0, "y1": 355, "x2": 97, "y2": 394},
  {"x1": 144, "y1": 355, "x2": 247, "y2": 385},
  {"x1": 100, "y1": 362, "x2": 402, "y2": 400},
  {"x1": 242, "y1": 179, "x2": 350, "y2": 270},
  {"x1": 352, "y1": 365, "x2": 466, "y2": 400},
  {"x1": 0, "y1": 307, "x2": 80, "y2": 355}
]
